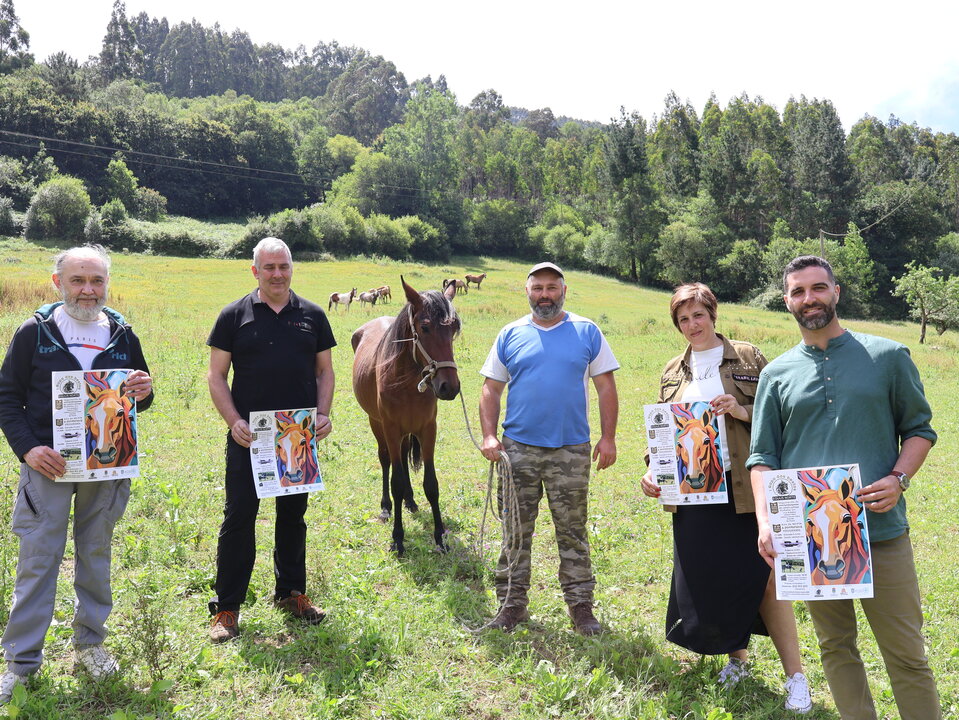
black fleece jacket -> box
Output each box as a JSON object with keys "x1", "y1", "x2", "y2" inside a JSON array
[{"x1": 0, "y1": 302, "x2": 154, "y2": 461}]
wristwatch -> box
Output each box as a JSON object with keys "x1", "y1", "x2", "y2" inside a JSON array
[{"x1": 891, "y1": 470, "x2": 910, "y2": 491}]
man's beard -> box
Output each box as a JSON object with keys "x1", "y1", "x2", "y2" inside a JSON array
[
  {"x1": 62, "y1": 291, "x2": 106, "y2": 322},
  {"x1": 529, "y1": 295, "x2": 565, "y2": 321},
  {"x1": 792, "y1": 300, "x2": 835, "y2": 330}
]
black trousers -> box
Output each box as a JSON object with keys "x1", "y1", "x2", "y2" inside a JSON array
[{"x1": 211, "y1": 435, "x2": 309, "y2": 613}]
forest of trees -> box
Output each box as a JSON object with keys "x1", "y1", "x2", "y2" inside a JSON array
[{"x1": 3, "y1": 0, "x2": 959, "y2": 324}]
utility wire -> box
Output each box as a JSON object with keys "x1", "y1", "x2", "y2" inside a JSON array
[
  {"x1": 819, "y1": 149, "x2": 952, "y2": 239},
  {"x1": 0, "y1": 128, "x2": 432, "y2": 196}
]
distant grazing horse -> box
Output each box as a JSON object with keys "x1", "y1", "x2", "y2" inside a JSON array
[
  {"x1": 328, "y1": 288, "x2": 357, "y2": 312},
  {"x1": 374, "y1": 285, "x2": 391, "y2": 303},
  {"x1": 671, "y1": 402, "x2": 724, "y2": 493},
  {"x1": 352, "y1": 277, "x2": 460, "y2": 554},
  {"x1": 465, "y1": 272, "x2": 487, "y2": 290},
  {"x1": 802, "y1": 468, "x2": 871, "y2": 585},
  {"x1": 85, "y1": 371, "x2": 137, "y2": 470},
  {"x1": 442, "y1": 278, "x2": 468, "y2": 295},
  {"x1": 358, "y1": 289, "x2": 379, "y2": 308},
  {"x1": 275, "y1": 411, "x2": 319, "y2": 487}
]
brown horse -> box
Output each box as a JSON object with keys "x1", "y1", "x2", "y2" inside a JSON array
[
  {"x1": 442, "y1": 278, "x2": 467, "y2": 295},
  {"x1": 465, "y1": 272, "x2": 487, "y2": 289},
  {"x1": 374, "y1": 285, "x2": 391, "y2": 303},
  {"x1": 352, "y1": 277, "x2": 460, "y2": 554},
  {"x1": 328, "y1": 288, "x2": 357, "y2": 312}
]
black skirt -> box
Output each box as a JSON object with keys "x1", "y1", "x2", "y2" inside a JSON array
[{"x1": 664, "y1": 480, "x2": 771, "y2": 655}]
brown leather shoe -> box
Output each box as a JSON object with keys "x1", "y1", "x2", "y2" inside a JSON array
[
  {"x1": 210, "y1": 610, "x2": 239, "y2": 643},
  {"x1": 487, "y1": 605, "x2": 529, "y2": 632},
  {"x1": 275, "y1": 591, "x2": 327, "y2": 625},
  {"x1": 569, "y1": 602, "x2": 602, "y2": 636}
]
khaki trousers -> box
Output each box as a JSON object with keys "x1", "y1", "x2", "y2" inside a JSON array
[{"x1": 806, "y1": 532, "x2": 941, "y2": 720}]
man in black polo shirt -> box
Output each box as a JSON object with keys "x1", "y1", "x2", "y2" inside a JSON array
[{"x1": 206, "y1": 237, "x2": 336, "y2": 642}]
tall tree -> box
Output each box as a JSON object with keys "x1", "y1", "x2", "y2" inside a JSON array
[
  {"x1": 324, "y1": 53, "x2": 408, "y2": 145},
  {"x1": 0, "y1": 0, "x2": 31, "y2": 73},
  {"x1": 604, "y1": 109, "x2": 663, "y2": 282},
  {"x1": 99, "y1": 0, "x2": 142, "y2": 82},
  {"x1": 783, "y1": 96, "x2": 855, "y2": 238},
  {"x1": 648, "y1": 91, "x2": 700, "y2": 199},
  {"x1": 521, "y1": 107, "x2": 559, "y2": 142},
  {"x1": 466, "y1": 89, "x2": 510, "y2": 133}
]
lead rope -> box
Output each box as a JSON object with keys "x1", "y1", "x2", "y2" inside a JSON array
[{"x1": 457, "y1": 391, "x2": 522, "y2": 632}]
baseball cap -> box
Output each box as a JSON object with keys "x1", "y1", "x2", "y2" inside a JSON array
[{"x1": 527, "y1": 261, "x2": 564, "y2": 278}]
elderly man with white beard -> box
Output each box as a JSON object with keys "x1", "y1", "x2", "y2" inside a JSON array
[{"x1": 0, "y1": 244, "x2": 153, "y2": 703}]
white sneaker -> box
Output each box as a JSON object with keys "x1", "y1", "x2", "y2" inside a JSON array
[
  {"x1": 717, "y1": 658, "x2": 749, "y2": 688},
  {"x1": 0, "y1": 671, "x2": 27, "y2": 705},
  {"x1": 76, "y1": 645, "x2": 119, "y2": 680},
  {"x1": 785, "y1": 671, "x2": 813, "y2": 713}
]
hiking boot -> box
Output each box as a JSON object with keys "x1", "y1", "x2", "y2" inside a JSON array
[
  {"x1": 75, "y1": 644, "x2": 119, "y2": 680},
  {"x1": 0, "y1": 671, "x2": 27, "y2": 705},
  {"x1": 210, "y1": 610, "x2": 240, "y2": 643},
  {"x1": 275, "y1": 591, "x2": 326, "y2": 625},
  {"x1": 785, "y1": 672, "x2": 812, "y2": 714},
  {"x1": 487, "y1": 605, "x2": 529, "y2": 632},
  {"x1": 569, "y1": 602, "x2": 603, "y2": 636},
  {"x1": 718, "y1": 657, "x2": 750, "y2": 688}
]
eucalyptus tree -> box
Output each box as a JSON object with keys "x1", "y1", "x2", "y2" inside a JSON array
[
  {"x1": 603, "y1": 109, "x2": 663, "y2": 282},
  {"x1": 0, "y1": 0, "x2": 32, "y2": 73}
]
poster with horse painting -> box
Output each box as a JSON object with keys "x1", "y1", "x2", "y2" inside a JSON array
[
  {"x1": 761, "y1": 464, "x2": 873, "y2": 601},
  {"x1": 643, "y1": 400, "x2": 728, "y2": 506},
  {"x1": 248, "y1": 407, "x2": 323, "y2": 498},
  {"x1": 51, "y1": 369, "x2": 140, "y2": 482}
]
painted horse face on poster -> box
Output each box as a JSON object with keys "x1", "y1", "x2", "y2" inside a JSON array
[
  {"x1": 274, "y1": 409, "x2": 320, "y2": 487},
  {"x1": 85, "y1": 370, "x2": 138, "y2": 473},
  {"x1": 670, "y1": 401, "x2": 725, "y2": 494},
  {"x1": 801, "y1": 466, "x2": 872, "y2": 587}
]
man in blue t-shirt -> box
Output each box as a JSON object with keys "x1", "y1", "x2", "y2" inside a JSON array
[{"x1": 479, "y1": 262, "x2": 619, "y2": 635}]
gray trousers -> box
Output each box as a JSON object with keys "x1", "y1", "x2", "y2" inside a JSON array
[{"x1": 2, "y1": 465, "x2": 130, "y2": 676}]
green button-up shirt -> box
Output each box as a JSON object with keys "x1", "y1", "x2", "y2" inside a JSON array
[{"x1": 747, "y1": 330, "x2": 936, "y2": 542}]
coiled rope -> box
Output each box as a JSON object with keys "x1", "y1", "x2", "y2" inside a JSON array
[{"x1": 457, "y1": 392, "x2": 522, "y2": 632}]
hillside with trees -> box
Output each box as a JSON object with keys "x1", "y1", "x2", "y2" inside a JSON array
[{"x1": 2, "y1": 0, "x2": 959, "y2": 326}]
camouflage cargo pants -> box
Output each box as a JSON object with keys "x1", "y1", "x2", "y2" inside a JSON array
[{"x1": 496, "y1": 437, "x2": 595, "y2": 609}]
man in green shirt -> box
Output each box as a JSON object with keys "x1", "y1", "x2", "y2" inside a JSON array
[{"x1": 747, "y1": 255, "x2": 940, "y2": 720}]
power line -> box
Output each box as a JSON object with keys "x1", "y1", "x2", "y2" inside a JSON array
[
  {"x1": 0, "y1": 137, "x2": 315, "y2": 188},
  {"x1": 0, "y1": 128, "x2": 433, "y2": 196},
  {"x1": 818, "y1": 149, "x2": 953, "y2": 241}
]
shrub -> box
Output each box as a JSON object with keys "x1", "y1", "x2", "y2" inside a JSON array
[
  {"x1": 85, "y1": 199, "x2": 148, "y2": 251},
  {"x1": 149, "y1": 230, "x2": 218, "y2": 257},
  {"x1": 365, "y1": 213, "x2": 411, "y2": 259},
  {"x1": 229, "y1": 217, "x2": 273, "y2": 259},
  {"x1": 398, "y1": 215, "x2": 449, "y2": 261},
  {"x1": 304, "y1": 204, "x2": 348, "y2": 255},
  {"x1": 0, "y1": 156, "x2": 34, "y2": 208},
  {"x1": 268, "y1": 208, "x2": 323, "y2": 253},
  {"x1": 468, "y1": 199, "x2": 532, "y2": 256},
  {"x1": 0, "y1": 196, "x2": 16, "y2": 236},
  {"x1": 24, "y1": 177, "x2": 92, "y2": 241},
  {"x1": 134, "y1": 187, "x2": 168, "y2": 221},
  {"x1": 102, "y1": 154, "x2": 138, "y2": 209}
]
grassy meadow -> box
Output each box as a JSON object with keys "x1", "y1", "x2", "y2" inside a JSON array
[{"x1": 1, "y1": 236, "x2": 958, "y2": 719}]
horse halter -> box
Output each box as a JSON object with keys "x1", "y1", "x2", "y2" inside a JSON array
[{"x1": 397, "y1": 304, "x2": 458, "y2": 393}]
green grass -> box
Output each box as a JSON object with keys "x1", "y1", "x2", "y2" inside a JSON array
[{"x1": 1, "y1": 241, "x2": 958, "y2": 719}]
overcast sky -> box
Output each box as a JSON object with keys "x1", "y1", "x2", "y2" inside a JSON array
[{"x1": 18, "y1": 0, "x2": 959, "y2": 134}]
